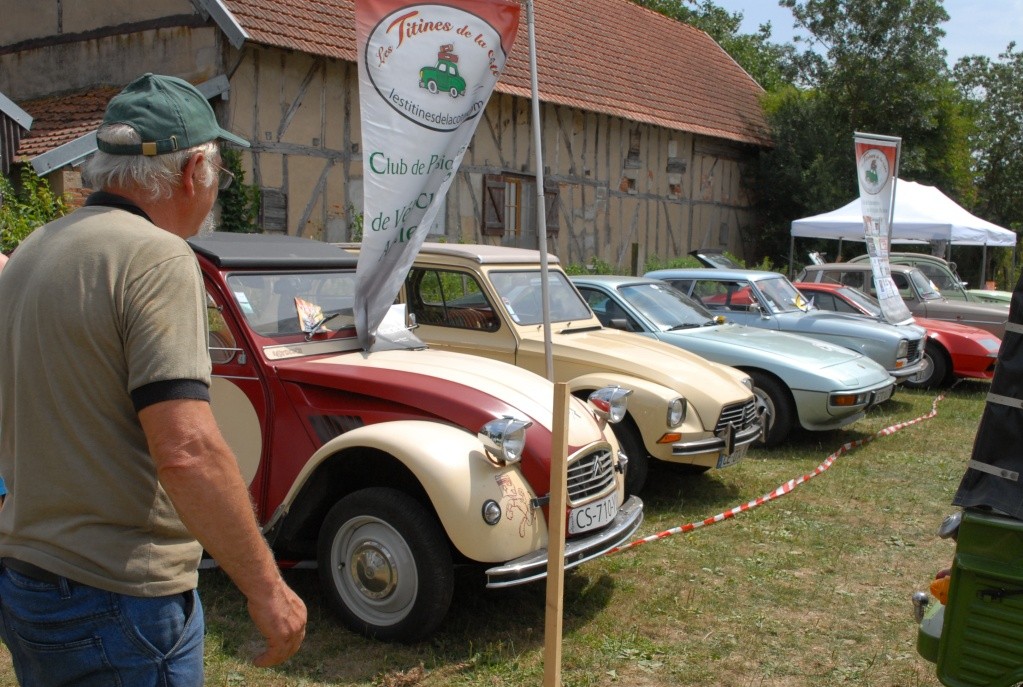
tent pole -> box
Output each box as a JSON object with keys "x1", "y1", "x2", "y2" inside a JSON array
[
  {"x1": 788, "y1": 235, "x2": 794, "y2": 278},
  {"x1": 981, "y1": 244, "x2": 988, "y2": 288}
]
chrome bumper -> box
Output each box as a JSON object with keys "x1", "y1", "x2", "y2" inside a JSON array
[
  {"x1": 485, "y1": 495, "x2": 644, "y2": 588},
  {"x1": 671, "y1": 422, "x2": 762, "y2": 456}
]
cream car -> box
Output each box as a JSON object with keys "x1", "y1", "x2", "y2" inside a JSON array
[{"x1": 399, "y1": 243, "x2": 762, "y2": 494}]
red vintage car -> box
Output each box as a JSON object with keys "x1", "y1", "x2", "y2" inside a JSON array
[
  {"x1": 795, "y1": 281, "x2": 1000, "y2": 389},
  {"x1": 190, "y1": 232, "x2": 643, "y2": 641}
]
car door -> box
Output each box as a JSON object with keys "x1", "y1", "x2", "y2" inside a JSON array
[
  {"x1": 405, "y1": 266, "x2": 518, "y2": 365},
  {"x1": 204, "y1": 280, "x2": 274, "y2": 513}
]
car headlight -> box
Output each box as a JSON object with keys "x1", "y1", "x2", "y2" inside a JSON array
[
  {"x1": 478, "y1": 416, "x2": 533, "y2": 464},
  {"x1": 980, "y1": 338, "x2": 1002, "y2": 353},
  {"x1": 667, "y1": 397, "x2": 687, "y2": 427},
  {"x1": 897, "y1": 339, "x2": 909, "y2": 358},
  {"x1": 588, "y1": 386, "x2": 632, "y2": 424}
]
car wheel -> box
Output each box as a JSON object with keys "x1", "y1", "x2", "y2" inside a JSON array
[
  {"x1": 904, "y1": 341, "x2": 949, "y2": 390},
  {"x1": 750, "y1": 372, "x2": 794, "y2": 447},
  {"x1": 317, "y1": 487, "x2": 453, "y2": 642},
  {"x1": 449, "y1": 87, "x2": 460, "y2": 97},
  {"x1": 611, "y1": 421, "x2": 649, "y2": 495},
  {"x1": 427, "y1": 80, "x2": 438, "y2": 94}
]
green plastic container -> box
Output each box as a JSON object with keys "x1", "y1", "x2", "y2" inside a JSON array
[{"x1": 934, "y1": 510, "x2": 1023, "y2": 687}]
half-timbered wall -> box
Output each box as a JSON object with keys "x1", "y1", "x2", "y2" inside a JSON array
[
  {"x1": 2, "y1": 2, "x2": 759, "y2": 271},
  {"x1": 228, "y1": 46, "x2": 757, "y2": 271}
]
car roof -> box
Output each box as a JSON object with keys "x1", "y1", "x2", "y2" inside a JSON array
[
  {"x1": 571, "y1": 274, "x2": 659, "y2": 288},
  {"x1": 804, "y1": 262, "x2": 918, "y2": 275},
  {"x1": 189, "y1": 233, "x2": 358, "y2": 269},
  {"x1": 415, "y1": 242, "x2": 561, "y2": 265},
  {"x1": 646, "y1": 267, "x2": 784, "y2": 281}
]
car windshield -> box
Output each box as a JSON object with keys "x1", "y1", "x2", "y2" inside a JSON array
[
  {"x1": 838, "y1": 286, "x2": 883, "y2": 317},
  {"x1": 489, "y1": 270, "x2": 593, "y2": 325},
  {"x1": 910, "y1": 269, "x2": 943, "y2": 300},
  {"x1": 618, "y1": 282, "x2": 714, "y2": 330},
  {"x1": 756, "y1": 275, "x2": 812, "y2": 314},
  {"x1": 225, "y1": 271, "x2": 357, "y2": 338}
]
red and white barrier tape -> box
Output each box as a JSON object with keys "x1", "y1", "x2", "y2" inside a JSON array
[{"x1": 608, "y1": 392, "x2": 945, "y2": 555}]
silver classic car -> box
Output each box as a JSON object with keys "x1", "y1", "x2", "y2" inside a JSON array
[
  {"x1": 797, "y1": 262, "x2": 1008, "y2": 338},
  {"x1": 644, "y1": 267, "x2": 929, "y2": 383},
  {"x1": 572, "y1": 275, "x2": 895, "y2": 446}
]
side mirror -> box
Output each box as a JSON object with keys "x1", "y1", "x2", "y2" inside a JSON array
[{"x1": 608, "y1": 317, "x2": 632, "y2": 332}]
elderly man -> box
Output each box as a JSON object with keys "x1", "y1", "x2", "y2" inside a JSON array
[{"x1": 0, "y1": 74, "x2": 306, "y2": 685}]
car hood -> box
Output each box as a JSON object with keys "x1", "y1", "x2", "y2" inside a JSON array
[
  {"x1": 784, "y1": 310, "x2": 911, "y2": 341},
  {"x1": 921, "y1": 298, "x2": 1009, "y2": 323},
  {"x1": 517, "y1": 325, "x2": 753, "y2": 407},
  {"x1": 658, "y1": 324, "x2": 891, "y2": 386},
  {"x1": 274, "y1": 347, "x2": 605, "y2": 449}
]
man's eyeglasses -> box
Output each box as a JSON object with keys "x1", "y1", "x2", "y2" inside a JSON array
[{"x1": 210, "y1": 161, "x2": 235, "y2": 191}]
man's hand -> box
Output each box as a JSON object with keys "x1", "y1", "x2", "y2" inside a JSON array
[{"x1": 248, "y1": 579, "x2": 308, "y2": 667}]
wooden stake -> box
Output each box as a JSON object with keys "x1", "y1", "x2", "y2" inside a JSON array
[{"x1": 543, "y1": 382, "x2": 569, "y2": 687}]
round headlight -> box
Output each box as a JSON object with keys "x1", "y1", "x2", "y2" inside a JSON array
[
  {"x1": 478, "y1": 416, "x2": 533, "y2": 464},
  {"x1": 588, "y1": 386, "x2": 632, "y2": 424},
  {"x1": 667, "y1": 398, "x2": 687, "y2": 427}
]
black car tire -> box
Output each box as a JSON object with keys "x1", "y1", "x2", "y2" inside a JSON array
[
  {"x1": 317, "y1": 487, "x2": 453, "y2": 642},
  {"x1": 750, "y1": 371, "x2": 794, "y2": 447}
]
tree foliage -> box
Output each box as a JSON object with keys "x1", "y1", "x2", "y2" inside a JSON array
[
  {"x1": 752, "y1": 0, "x2": 974, "y2": 263},
  {"x1": 0, "y1": 166, "x2": 69, "y2": 253},
  {"x1": 217, "y1": 147, "x2": 262, "y2": 233},
  {"x1": 953, "y1": 45, "x2": 1023, "y2": 231}
]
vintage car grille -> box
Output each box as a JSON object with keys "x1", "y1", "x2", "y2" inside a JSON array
[
  {"x1": 907, "y1": 337, "x2": 922, "y2": 361},
  {"x1": 715, "y1": 399, "x2": 759, "y2": 434},
  {"x1": 566, "y1": 448, "x2": 616, "y2": 504}
]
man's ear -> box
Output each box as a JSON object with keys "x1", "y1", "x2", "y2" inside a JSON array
[{"x1": 180, "y1": 152, "x2": 205, "y2": 196}]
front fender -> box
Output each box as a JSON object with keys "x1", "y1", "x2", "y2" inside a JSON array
[
  {"x1": 567, "y1": 372, "x2": 708, "y2": 454},
  {"x1": 286, "y1": 420, "x2": 548, "y2": 563}
]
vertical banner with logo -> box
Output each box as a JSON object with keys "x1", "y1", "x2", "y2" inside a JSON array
[
  {"x1": 854, "y1": 131, "x2": 913, "y2": 325},
  {"x1": 354, "y1": 0, "x2": 521, "y2": 350}
]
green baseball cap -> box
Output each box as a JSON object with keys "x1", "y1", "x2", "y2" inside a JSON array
[{"x1": 97, "y1": 73, "x2": 250, "y2": 156}]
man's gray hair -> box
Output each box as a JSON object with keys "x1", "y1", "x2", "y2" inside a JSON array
[{"x1": 83, "y1": 124, "x2": 219, "y2": 200}]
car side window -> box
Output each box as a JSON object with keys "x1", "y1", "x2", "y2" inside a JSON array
[
  {"x1": 891, "y1": 273, "x2": 914, "y2": 298},
  {"x1": 578, "y1": 288, "x2": 637, "y2": 331},
  {"x1": 206, "y1": 291, "x2": 240, "y2": 365},
  {"x1": 810, "y1": 292, "x2": 835, "y2": 311},
  {"x1": 406, "y1": 268, "x2": 500, "y2": 331}
]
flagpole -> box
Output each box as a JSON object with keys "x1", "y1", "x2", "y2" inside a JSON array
[{"x1": 527, "y1": 0, "x2": 554, "y2": 382}]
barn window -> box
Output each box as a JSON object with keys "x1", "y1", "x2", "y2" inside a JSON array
[{"x1": 482, "y1": 173, "x2": 559, "y2": 247}]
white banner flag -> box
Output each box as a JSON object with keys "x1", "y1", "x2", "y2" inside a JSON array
[
  {"x1": 354, "y1": 0, "x2": 520, "y2": 349},
  {"x1": 854, "y1": 132, "x2": 913, "y2": 325}
]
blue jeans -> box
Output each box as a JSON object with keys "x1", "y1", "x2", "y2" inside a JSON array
[{"x1": 0, "y1": 563, "x2": 204, "y2": 686}]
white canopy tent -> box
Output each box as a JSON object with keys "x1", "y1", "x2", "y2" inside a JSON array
[{"x1": 789, "y1": 179, "x2": 1017, "y2": 282}]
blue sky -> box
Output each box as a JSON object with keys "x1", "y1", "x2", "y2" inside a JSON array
[{"x1": 710, "y1": 0, "x2": 1022, "y2": 65}]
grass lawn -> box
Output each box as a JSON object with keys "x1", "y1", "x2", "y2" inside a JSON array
[{"x1": 0, "y1": 384, "x2": 986, "y2": 686}]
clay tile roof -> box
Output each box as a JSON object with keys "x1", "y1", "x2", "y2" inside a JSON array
[
  {"x1": 16, "y1": 86, "x2": 120, "y2": 159},
  {"x1": 223, "y1": 0, "x2": 771, "y2": 146}
]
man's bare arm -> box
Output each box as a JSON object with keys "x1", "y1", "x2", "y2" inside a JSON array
[{"x1": 139, "y1": 398, "x2": 307, "y2": 666}]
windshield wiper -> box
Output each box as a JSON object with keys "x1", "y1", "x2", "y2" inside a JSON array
[
  {"x1": 668, "y1": 323, "x2": 702, "y2": 331},
  {"x1": 305, "y1": 312, "x2": 342, "y2": 341}
]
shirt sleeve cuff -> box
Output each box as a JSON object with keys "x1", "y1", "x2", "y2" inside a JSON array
[{"x1": 131, "y1": 379, "x2": 211, "y2": 412}]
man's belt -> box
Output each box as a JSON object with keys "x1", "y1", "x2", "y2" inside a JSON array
[{"x1": 1, "y1": 558, "x2": 63, "y2": 585}]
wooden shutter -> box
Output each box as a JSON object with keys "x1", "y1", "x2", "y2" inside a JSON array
[{"x1": 482, "y1": 175, "x2": 505, "y2": 236}]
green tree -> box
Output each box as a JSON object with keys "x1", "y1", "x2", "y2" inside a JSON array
[
  {"x1": 752, "y1": 0, "x2": 973, "y2": 263},
  {"x1": 217, "y1": 148, "x2": 262, "y2": 233},
  {"x1": 953, "y1": 45, "x2": 1023, "y2": 232},
  {"x1": 1, "y1": 166, "x2": 69, "y2": 253}
]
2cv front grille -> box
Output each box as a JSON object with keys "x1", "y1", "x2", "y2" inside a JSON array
[
  {"x1": 566, "y1": 448, "x2": 616, "y2": 504},
  {"x1": 716, "y1": 398, "x2": 759, "y2": 434}
]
